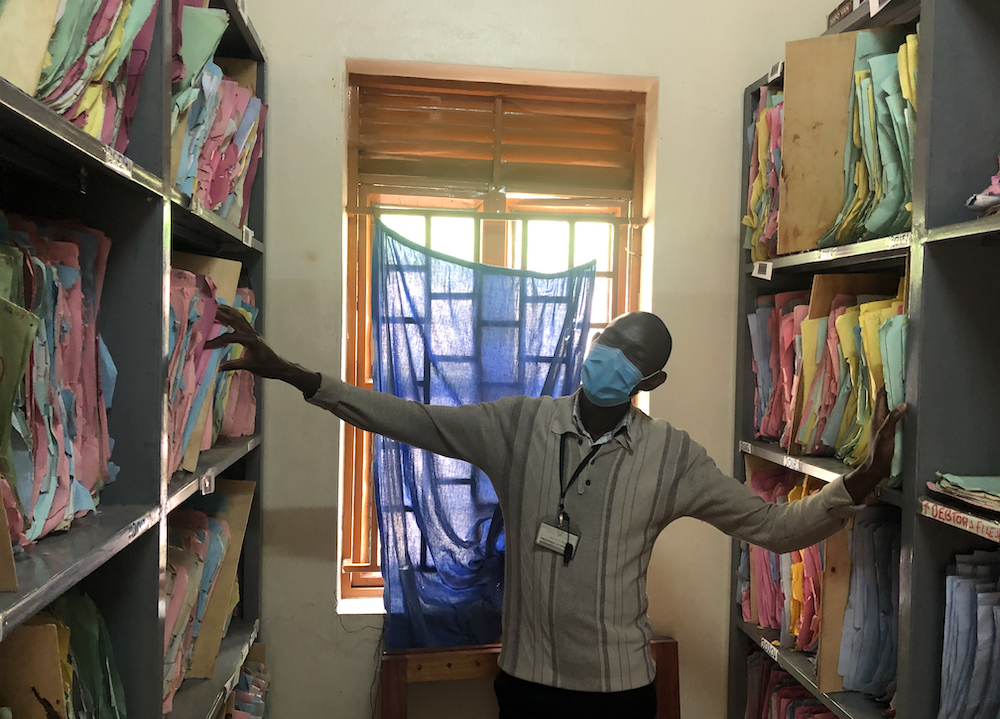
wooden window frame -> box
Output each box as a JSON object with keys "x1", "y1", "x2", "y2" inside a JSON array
[{"x1": 341, "y1": 77, "x2": 647, "y2": 600}]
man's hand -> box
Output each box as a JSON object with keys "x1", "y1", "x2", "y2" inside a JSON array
[
  {"x1": 843, "y1": 387, "x2": 907, "y2": 503},
  {"x1": 207, "y1": 305, "x2": 321, "y2": 396}
]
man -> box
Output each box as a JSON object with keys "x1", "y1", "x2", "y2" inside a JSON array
[{"x1": 209, "y1": 308, "x2": 904, "y2": 719}]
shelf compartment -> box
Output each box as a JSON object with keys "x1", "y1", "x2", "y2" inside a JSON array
[
  {"x1": 919, "y1": 496, "x2": 1000, "y2": 543},
  {"x1": 211, "y1": 0, "x2": 268, "y2": 62},
  {"x1": 739, "y1": 442, "x2": 904, "y2": 506},
  {"x1": 0, "y1": 504, "x2": 160, "y2": 641},
  {"x1": 168, "y1": 618, "x2": 260, "y2": 719},
  {"x1": 167, "y1": 435, "x2": 262, "y2": 513},
  {"x1": 738, "y1": 621, "x2": 887, "y2": 719},
  {"x1": 746, "y1": 232, "x2": 912, "y2": 275},
  {"x1": 924, "y1": 215, "x2": 1000, "y2": 244},
  {"x1": 739, "y1": 441, "x2": 848, "y2": 483},
  {"x1": 824, "y1": 0, "x2": 921, "y2": 36},
  {"x1": 170, "y1": 191, "x2": 265, "y2": 256},
  {"x1": 0, "y1": 78, "x2": 162, "y2": 196}
]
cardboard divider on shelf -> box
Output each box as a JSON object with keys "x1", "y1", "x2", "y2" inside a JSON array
[
  {"x1": 0, "y1": 502, "x2": 15, "y2": 592},
  {"x1": 187, "y1": 478, "x2": 256, "y2": 679},
  {"x1": 0, "y1": 622, "x2": 66, "y2": 718},
  {"x1": 172, "y1": 252, "x2": 242, "y2": 474}
]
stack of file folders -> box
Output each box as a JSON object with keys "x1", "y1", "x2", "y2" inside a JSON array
[
  {"x1": 738, "y1": 464, "x2": 824, "y2": 652},
  {"x1": 164, "y1": 508, "x2": 231, "y2": 711},
  {"x1": 231, "y1": 656, "x2": 270, "y2": 719},
  {"x1": 0, "y1": 212, "x2": 119, "y2": 552},
  {"x1": 745, "y1": 651, "x2": 835, "y2": 719},
  {"x1": 966, "y1": 155, "x2": 1000, "y2": 217},
  {"x1": 747, "y1": 273, "x2": 907, "y2": 485},
  {"x1": 937, "y1": 548, "x2": 1000, "y2": 719},
  {"x1": 171, "y1": 1, "x2": 267, "y2": 228},
  {"x1": 743, "y1": 86, "x2": 783, "y2": 262},
  {"x1": 837, "y1": 506, "x2": 900, "y2": 702},
  {"x1": 928, "y1": 474, "x2": 1000, "y2": 514},
  {"x1": 168, "y1": 258, "x2": 256, "y2": 477},
  {"x1": 0, "y1": 591, "x2": 128, "y2": 719},
  {"x1": 817, "y1": 30, "x2": 919, "y2": 248},
  {"x1": 0, "y1": 0, "x2": 160, "y2": 150}
]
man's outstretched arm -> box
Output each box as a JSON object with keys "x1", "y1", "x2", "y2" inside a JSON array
[
  {"x1": 206, "y1": 305, "x2": 509, "y2": 473},
  {"x1": 674, "y1": 389, "x2": 905, "y2": 554}
]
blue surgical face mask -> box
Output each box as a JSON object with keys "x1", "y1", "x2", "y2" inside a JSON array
[{"x1": 580, "y1": 343, "x2": 655, "y2": 407}]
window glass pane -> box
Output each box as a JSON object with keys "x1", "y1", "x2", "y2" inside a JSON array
[
  {"x1": 574, "y1": 222, "x2": 613, "y2": 272},
  {"x1": 381, "y1": 214, "x2": 426, "y2": 244},
  {"x1": 591, "y1": 276, "x2": 613, "y2": 324},
  {"x1": 526, "y1": 220, "x2": 570, "y2": 273},
  {"x1": 430, "y1": 216, "x2": 475, "y2": 261}
]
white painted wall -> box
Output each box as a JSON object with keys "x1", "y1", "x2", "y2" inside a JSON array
[{"x1": 248, "y1": 1, "x2": 832, "y2": 716}]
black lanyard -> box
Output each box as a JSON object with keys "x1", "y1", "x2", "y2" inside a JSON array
[{"x1": 557, "y1": 426, "x2": 627, "y2": 524}]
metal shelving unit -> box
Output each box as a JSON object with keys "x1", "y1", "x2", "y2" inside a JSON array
[
  {"x1": 729, "y1": 1, "x2": 1000, "y2": 717},
  {"x1": 169, "y1": 619, "x2": 260, "y2": 719},
  {"x1": 736, "y1": 620, "x2": 886, "y2": 719},
  {"x1": 0, "y1": 0, "x2": 268, "y2": 717}
]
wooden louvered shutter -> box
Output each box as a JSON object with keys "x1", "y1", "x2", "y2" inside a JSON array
[{"x1": 352, "y1": 75, "x2": 642, "y2": 200}]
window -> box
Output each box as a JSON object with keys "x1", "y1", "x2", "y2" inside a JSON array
[{"x1": 342, "y1": 74, "x2": 647, "y2": 599}]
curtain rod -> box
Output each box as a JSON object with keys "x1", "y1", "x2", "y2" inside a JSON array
[{"x1": 345, "y1": 205, "x2": 647, "y2": 227}]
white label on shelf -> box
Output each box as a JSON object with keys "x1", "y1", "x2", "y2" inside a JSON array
[
  {"x1": 242, "y1": 225, "x2": 255, "y2": 247},
  {"x1": 201, "y1": 468, "x2": 216, "y2": 496},
  {"x1": 818, "y1": 250, "x2": 836, "y2": 261},
  {"x1": 237, "y1": 0, "x2": 247, "y2": 17},
  {"x1": 759, "y1": 637, "x2": 780, "y2": 661},
  {"x1": 767, "y1": 62, "x2": 784, "y2": 83},
  {"x1": 921, "y1": 499, "x2": 1000, "y2": 543},
  {"x1": 782, "y1": 455, "x2": 802, "y2": 473},
  {"x1": 104, "y1": 146, "x2": 133, "y2": 179},
  {"x1": 224, "y1": 669, "x2": 239, "y2": 697},
  {"x1": 739, "y1": 441, "x2": 753, "y2": 455},
  {"x1": 751, "y1": 261, "x2": 773, "y2": 281},
  {"x1": 887, "y1": 231, "x2": 911, "y2": 249},
  {"x1": 191, "y1": 197, "x2": 204, "y2": 216},
  {"x1": 869, "y1": 0, "x2": 888, "y2": 16}
]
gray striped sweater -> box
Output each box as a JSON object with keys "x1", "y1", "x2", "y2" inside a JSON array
[{"x1": 307, "y1": 376, "x2": 857, "y2": 692}]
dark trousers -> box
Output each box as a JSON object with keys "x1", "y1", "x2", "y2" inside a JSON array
[{"x1": 494, "y1": 671, "x2": 657, "y2": 719}]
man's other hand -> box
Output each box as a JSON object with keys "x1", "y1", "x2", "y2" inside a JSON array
[{"x1": 844, "y1": 387, "x2": 907, "y2": 503}]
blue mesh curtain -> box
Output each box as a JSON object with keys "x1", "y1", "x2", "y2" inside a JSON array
[{"x1": 371, "y1": 221, "x2": 596, "y2": 649}]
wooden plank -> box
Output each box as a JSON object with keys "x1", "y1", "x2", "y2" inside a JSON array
[
  {"x1": 216, "y1": 57, "x2": 259, "y2": 96},
  {"x1": 0, "y1": 623, "x2": 67, "y2": 719},
  {"x1": 360, "y1": 138, "x2": 495, "y2": 161},
  {"x1": 187, "y1": 479, "x2": 257, "y2": 678},
  {"x1": 381, "y1": 653, "x2": 408, "y2": 719},
  {"x1": 360, "y1": 120, "x2": 494, "y2": 144},
  {"x1": 0, "y1": 496, "x2": 16, "y2": 592},
  {"x1": 351, "y1": 73, "x2": 646, "y2": 106},
  {"x1": 651, "y1": 637, "x2": 681, "y2": 719},
  {"x1": 359, "y1": 105, "x2": 495, "y2": 128},
  {"x1": 359, "y1": 158, "x2": 493, "y2": 184},
  {"x1": 778, "y1": 32, "x2": 859, "y2": 255},
  {"x1": 0, "y1": 0, "x2": 61, "y2": 95},
  {"x1": 405, "y1": 646, "x2": 501, "y2": 683},
  {"x1": 359, "y1": 89, "x2": 496, "y2": 113},
  {"x1": 502, "y1": 126, "x2": 633, "y2": 152},
  {"x1": 502, "y1": 111, "x2": 634, "y2": 138},
  {"x1": 817, "y1": 520, "x2": 852, "y2": 693},
  {"x1": 499, "y1": 163, "x2": 632, "y2": 192},
  {"x1": 806, "y1": 273, "x2": 901, "y2": 320},
  {"x1": 503, "y1": 97, "x2": 637, "y2": 121},
  {"x1": 501, "y1": 145, "x2": 633, "y2": 168}
]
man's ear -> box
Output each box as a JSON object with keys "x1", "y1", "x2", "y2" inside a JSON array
[{"x1": 634, "y1": 371, "x2": 666, "y2": 394}]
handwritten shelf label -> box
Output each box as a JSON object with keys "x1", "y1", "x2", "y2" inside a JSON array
[
  {"x1": 921, "y1": 499, "x2": 1000, "y2": 543},
  {"x1": 104, "y1": 146, "x2": 133, "y2": 179}
]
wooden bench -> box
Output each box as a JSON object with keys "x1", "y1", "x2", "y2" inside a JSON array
[{"x1": 381, "y1": 637, "x2": 681, "y2": 718}]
